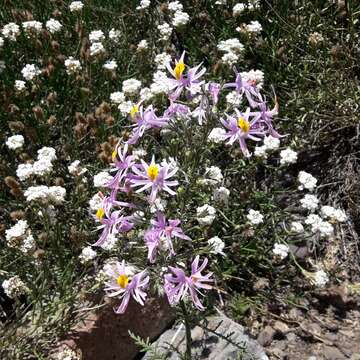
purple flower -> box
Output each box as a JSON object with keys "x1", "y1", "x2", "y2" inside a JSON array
[
  {"x1": 208, "y1": 82, "x2": 221, "y2": 104},
  {"x1": 164, "y1": 256, "x2": 213, "y2": 311},
  {"x1": 166, "y1": 51, "x2": 206, "y2": 101},
  {"x1": 93, "y1": 208, "x2": 134, "y2": 247},
  {"x1": 130, "y1": 156, "x2": 178, "y2": 203},
  {"x1": 144, "y1": 212, "x2": 190, "y2": 263},
  {"x1": 127, "y1": 105, "x2": 168, "y2": 145},
  {"x1": 220, "y1": 108, "x2": 266, "y2": 157},
  {"x1": 223, "y1": 67, "x2": 261, "y2": 108},
  {"x1": 104, "y1": 260, "x2": 149, "y2": 314},
  {"x1": 107, "y1": 142, "x2": 135, "y2": 199},
  {"x1": 164, "y1": 100, "x2": 191, "y2": 118}
]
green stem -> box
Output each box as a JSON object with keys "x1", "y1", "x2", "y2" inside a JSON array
[{"x1": 180, "y1": 300, "x2": 192, "y2": 360}]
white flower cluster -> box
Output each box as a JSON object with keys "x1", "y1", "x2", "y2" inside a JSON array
[
  {"x1": 321, "y1": 205, "x2": 347, "y2": 222},
  {"x1": 157, "y1": 23, "x2": 172, "y2": 41},
  {"x1": 254, "y1": 135, "x2": 280, "y2": 158},
  {"x1": 168, "y1": 1, "x2": 190, "y2": 28},
  {"x1": 6, "y1": 134, "x2": 24, "y2": 150},
  {"x1": 103, "y1": 59, "x2": 118, "y2": 71},
  {"x1": 137, "y1": 0, "x2": 150, "y2": 10},
  {"x1": 68, "y1": 160, "x2": 88, "y2": 176},
  {"x1": 233, "y1": 3, "x2": 246, "y2": 15},
  {"x1": 109, "y1": 28, "x2": 121, "y2": 43},
  {"x1": 213, "y1": 186, "x2": 230, "y2": 205},
  {"x1": 308, "y1": 32, "x2": 324, "y2": 46},
  {"x1": 2, "y1": 276, "x2": 27, "y2": 298},
  {"x1": 122, "y1": 78, "x2": 142, "y2": 95},
  {"x1": 217, "y1": 38, "x2": 245, "y2": 66},
  {"x1": 22, "y1": 21, "x2": 42, "y2": 36},
  {"x1": 24, "y1": 185, "x2": 66, "y2": 203},
  {"x1": 93, "y1": 171, "x2": 113, "y2": 187},
  {"x1": 155, "y1": 53, "x2": 172, "y2": 70},
  {"x1": 238, "y1": 20, "x2": 262, "y2": 35},
  {"x1": 306, "y1": 269, "x2": 329, "y2": 287},
  {"x1": 290, "y1": 221, "x2": 304, "y2": 233},
  {"x1": 279, "y1": 148, "x2": 298, "y2": 165},
  {"x1": 79, "y1": 246, "x2": 97, "y2": 263},
  {"x1": 5, "y1": 220, "x2": 36, "y2": 254},
  {"x1": 208, "y1": 127, "x2": 226, "y2": 143},
  {"x1": 247, "y1": 209, "x2": 264, "y2": 225},
  {"x1": 46, "y1": 19, "x2": 62, "y2": 33},
  {"x1": 298, "y1": 171, "x2": 317, "y2": 191},
  {"x1": 89, "y1": 30, "x2": 105, "y2": 43},
  {"x1": 57, "y1": 347, "x2": 81, "y2": 360},
  {"x1": 64, "y1": 57, "x2": 82, "y2": 75},
  {"x1": 197, "y1": 204, "x2": 216, "y2": 226},
  {"x1": 2, "y1": 22, "x2": 20, "y2": 41},
  {"x1": 208, "y1": 236, "x2": 225, "y2": 256},
  {"x1": 89, "y1": 193, "x2": 103, "y2": 211},
  {"x1": 137, "y1": 39, "x2": 149, "y2": 51},
  {"x1": 272, "y1": 243, "x2": 289, "y2": 259},
  {"x1": 90, "y1": 42, "x2": 105, "y2": 57},
  {"x1": 16, "y1": 146, "x2": 57, "y2": 181},
  {"x1": 300, "y1": 194, "x2": 319, "y2": 211},
  {"x1": 69, "y1": 1, "x2": 84, "y2": 12},
  {"x1": 21, "y1": 64, "x2": 41, "y2": 81},
  {"x1": 305, "y1": 214, "x2": 333, "y2": 237},
  {"x1": 241, "y1": 69, "x2": 264, "y2": 88},
  {"x1": 15, "y1": 80, "x2": 26, "y2": 91},
  {"x1": 200, "y1": 166, "x2": 223, "y2": 186}
]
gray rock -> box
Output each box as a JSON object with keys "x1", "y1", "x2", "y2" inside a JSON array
[{"x1": 144, "y1": 315, "x2": 268, "y2": 360}]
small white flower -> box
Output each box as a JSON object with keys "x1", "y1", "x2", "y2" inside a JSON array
[
  {"x1": 137, "y1": 39, "x2": 148, "y2": 51},
  {"x1": 118, "y1": 101, "x2": 134, "y2": 115},
  {"x1": 21, "y1": 64, "x2": 41, "y2": 81},
  {"x1": 14, "y1": 80, "x2": 26, "y2": 91},
  {"x1": 298, "y1": 171, "x2": 317, "y2": 191},
  {"x1": 0, "y1": 37, "x2": 3, "y2": 48},
  {"x1": 196, "y1": 204, "x2": 216, "y2": 226},
  {"x1": 37, "y1": 146, "x2": 57, "y2": 161},
  {"x1": 272, "y1": 243, "x2": 289, "y2": 259},
  {"x1": 22, "y1": 21, "x2": 42, "y2": 35},
  {"x1": 6, "y1": 134, "x2": 24, "y2": 150},
  {"x1": 90, "y1": 42, "x2": 105, "y2": 57},
  {"x1": 317, "y1": 221, "x2": 334, "y2": 237},
  {"x1": 136, "y1": 0, "x2": 151, "y2": 10},
  {"x1": 64, "y1": 57, "x2": 81, "y2": 74},
  {"x1": 46, "y1": 19, "x2": 62, "y2": 33},
  {"x1": 246, "y1": 209, "x2": 264, "y2": 225},
  {"x1": 208, "y1": 127, "x2": 226, "y2": 143},
  {"x1": 2, "y1": 276, "x2": 27, "y2": 298},
  {"x1": 69, "y1": 1, "x2": 84, "y2": 12},
  {"x1": 280, "y1": 148, "x2": 298, "y2": 165},
  {"x1": 233, "y1": 3, "x2": 247, "y2": 16},
  {"x1": 16, "y1": 163, "x2": 34, "y2": 181},
  {"x1": 208, "y1": 236, "x2": 225, "y2": 256},
  {"x1": 221, "y1": 52, "x2": 239, "y2": 67},
  {"x1": 110, "y1": 91, "x2": 125, "y2": 104},
  {"x1": 157, "y1": 23, "x2": 172, "y2": 41},
  {"x1": 254, "y1": 145, "x2": 268, "y2": 158},
  {"x1": 5, "y1": 220, "x2": 28, "y2": 242},
  {"x1": 263, "y1": 135, "x2": 280, "y2": 150},
  {"x1": 213, "y1": 186, "x2": 230, "y2": 205},
  {"x1": 2, "y1": 23, "x2": 21, "y2": 41},
  {"x1": 68, "y1": 160, "x2": 87, "y2": 176},
  {"x1": 79, "y1": 246, "x2": 97, "y2": 263},
  {"x1": 103, "y1": 59, "x2": 117, "y2": 71},
  {"x1": 172, "y1": 11, "x2": 190, "y2": 27},
  {"x1": 32, "y1": 158, "x2": 53, "y2": 176},
  {"x1": 310, "y1": 269, "x2": 329, "y2": 287},
  {"x1": 308, "y1": 32, "x2": 324, "y2": 46},
  {"x1": 218, "y1": 38, "x2": 244, "y2": 54},
  {"x1": 149, "y1": 198, "x2": 167, "y2": 213},
  {"x1": 89, "y1": 30, "x2": 105, "y2": 43},
  {"x1": 290, "y1": 221, "x2": 304, "y2": 233},
  {"x1": 321, "y1": 206, "x2": 347, "y2": 223},
  {"x1": 122, "y1": 78, "x2": 142, "y2": 95},
  {"x1": 155, "y1": 52, "x2": 172, "y2": 70},
  {"x1": 48, "y1": 186, "x2": 66, "y2": 203},
  {"x1": 225, "y1": 90, "x2": 242, "y2": 106},
  {"x1": 101, "y1": 233, "x2": 118, "y2": 251},
  {"x1": 89, "y1": 193, "x2": 103, "y2": 211},
  {"x1": 93, "y1": 171, "x2": 112, "y2": 187},
  {"x1": 200, "y1": 166, "x2": 223, "y2": 186},
  {"x1": 243, "y1": 20, "x2": 262, "y2": 34},
  {"x1": 132, "y1": 148, "x2": 147, "y2": 160},
  {"x1": 300, "y1": 194, "x2": 319, "y2": 211},
  {"x1": 57, "y1": 348, "x2": 80, "y2": 360},
  {"x1": 109, "y1": 28, "x2": 121, "y2": 42},
  {"x1": 140, "y1": 87, "x2": 153, "y2": 101},
  {"x1": 168, "y1": 1, "x2": 183, "y2": 12}
]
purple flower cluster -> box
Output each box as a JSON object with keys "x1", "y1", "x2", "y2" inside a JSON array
[{"x1": 91, "y1": 52, "x2": 281, "y2": 314}]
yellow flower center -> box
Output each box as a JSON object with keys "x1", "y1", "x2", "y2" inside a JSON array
[
  {"x1": 237, "y1": 117, "x2": 250, "y2": 133},
  {"x1": 130, "y1": 104, "x2": 139, "y2": 118},
  {"x1": 96, "y1": 207, "x2": 105, "y2": 220},
  {"x1": 174, "y1": 61, "x2": 185, "y2": 80},
  {"x1": 191, "y1": 275, "x2": 199, "y2": 283},
  {"x1": 117, "y1": 274, "x2": 129, "y2": 289},
  {"x1": 112, "y1": 149, "x2": 117, "y2": 160},
  {"x1": 147, "y1": 164, "x2": 159, "y2": 181}
]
